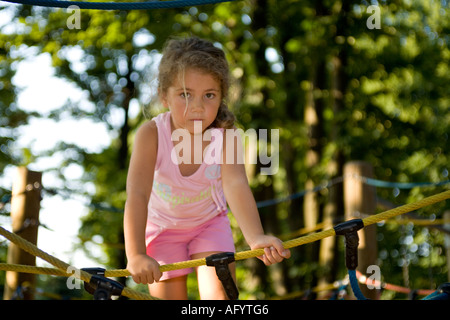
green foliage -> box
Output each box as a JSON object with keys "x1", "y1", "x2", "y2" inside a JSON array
[{"x1": 0, "y1": 0, "x2": 449, "y2": 299}]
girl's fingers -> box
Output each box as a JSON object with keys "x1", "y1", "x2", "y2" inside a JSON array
[
  {"x1": 259, "y1": 247, "x2": 281, "y2": 265},
  {"x1": 132, "y1": 271, "x2": 161, "y2": 284},
  {"x1": 267, "y1": 247, "x2": 291, "y2": 265},
  {"x1": 254, "y1": 239, "x2": 291, "y2": 266}
]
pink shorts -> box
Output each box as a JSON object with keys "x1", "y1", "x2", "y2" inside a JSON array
[{"x1": 146, "y1": 214, "x2": 235, "y2": 281}]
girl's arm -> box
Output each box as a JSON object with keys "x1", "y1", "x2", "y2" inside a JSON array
[
  {"x1": 123, "y1": 120, "x2": 162, "y2": 284},
  {"x1": 221, "y1": 129, "x2": 290, "y2": 265}
]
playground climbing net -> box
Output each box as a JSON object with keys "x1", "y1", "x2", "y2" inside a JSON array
[{"x1": 0, "y1": 189, "x2": 449, "y2": 300}]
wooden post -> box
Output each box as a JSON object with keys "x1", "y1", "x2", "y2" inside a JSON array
[
  {"x1": 444, "y1": 211, "x2": 450, "y2": 282},
  {"x1": 4, "y1": 167, "x2": 42, "y2": 300},
  {"x1": 343, "y1": 161, "x2": 378, "y2": 299}
]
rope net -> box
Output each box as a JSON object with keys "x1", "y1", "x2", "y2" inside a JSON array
[{"x1": 1, "y1": 189, "x2": 449, "y2": 299}]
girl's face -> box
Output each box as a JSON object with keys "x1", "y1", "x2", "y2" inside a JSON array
[{"x1": 161, "y1": 68, "x2": 222, "y2": 135}]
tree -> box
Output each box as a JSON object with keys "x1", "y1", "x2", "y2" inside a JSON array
[{"x1": 1, "y1": 0, "x2": 448, "y2": 299}]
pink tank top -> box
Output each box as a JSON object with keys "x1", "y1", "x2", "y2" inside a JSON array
[{"x1": 146, "y1": 112, "x2": 227, "y2": 235}]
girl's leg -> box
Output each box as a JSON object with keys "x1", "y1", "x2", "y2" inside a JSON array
[
  {"x1": 191, "y1": 251, "x2": 236, "y2": 300},
  {"x1": 148, "y1": 275, "x2": 188, "y2": 300}
]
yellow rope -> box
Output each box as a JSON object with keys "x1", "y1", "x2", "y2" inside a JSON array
[
  {"x1": 0, "y1": 225, "x2": 155, "y2": 300},
  {"x1": 362, "y1": 190, "x2": 450, "y2": 227},
  {"x1": 0, "y1": 263, "x2": 70, "y2": 276},
  {"x1": 279, "y1": 221, "x2": 327, "y2": 241},
  {"x1": 158, "y1": 189, "x2": 450, "y2": 266},
  {"x1": 1, "y1": 189, "x2": 449, "y2": 298},
  {"x1": 387, "y1": 218, "x2": 450, "y2": 226},
  {"x1": 236, "y1": 228, "x2": 338, "y2": 261},
  {"x1": 0, "y1": 226, "x2": 89, "y2": 281}
]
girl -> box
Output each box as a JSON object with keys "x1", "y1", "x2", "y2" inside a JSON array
[{"x1": 124, "y1": 37, "x2": 290, "y2": 300}]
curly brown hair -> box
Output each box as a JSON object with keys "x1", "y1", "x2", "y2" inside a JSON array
[{"x1": 158, "y1": 37, "x2": 235, "y2": 129}]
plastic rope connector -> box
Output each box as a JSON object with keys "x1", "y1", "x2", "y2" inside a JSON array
[
  {"x1": 334, "y1": 219, "x2": 364, "y2": 270},
  {"x1": 423, "y1": 283, "x2": 450, "y2": 300},
  {"x1": 205, "y1": 252, "x2": 239, "y2": 300},
  {"x1": 82, "y1": 267, "x2": 124, "y2": 300}
]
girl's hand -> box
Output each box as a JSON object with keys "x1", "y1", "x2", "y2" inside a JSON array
[
  {"x1": 126, "y1": 254, "x2": 162, "y2": 284},
  {"x1": 249, "y1": 235, "x2": 291, "y2": 266}
]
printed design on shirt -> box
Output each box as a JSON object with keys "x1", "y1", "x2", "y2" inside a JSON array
[
  {"x1": 154, "y1": 181, "x2": 172, "y2": 196},
  {"x1": 153, "y1": 180, "x2": 214, "y2": 208},
  {"x1": 204, "y1": 164, "x2": 221, "y2": 180}
]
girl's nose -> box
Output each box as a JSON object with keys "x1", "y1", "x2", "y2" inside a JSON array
[{"x1": 189, "y1": 97, "x2": 204, "y2": 112}]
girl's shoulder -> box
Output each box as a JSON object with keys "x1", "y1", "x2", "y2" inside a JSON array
[
  {"x1": 134, "y1": 120, "x2": 158, "y2": 150},
  {"x1": 137, "y1": 119, "x2": 158, "y2": 136}
]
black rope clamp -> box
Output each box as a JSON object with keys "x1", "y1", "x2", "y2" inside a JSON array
[
  {"x1": 205, "y1": 252, "x2": 239, "y2": 300},
  {"x1": 334, "y1": 219, "x2": 364, "y2": 270},
  {"x1": 82, "y1": 267, "x2": 124, "y2": 300},
  {"x1": 437, "y1": 283, "x2": 450, "y2": 297}
]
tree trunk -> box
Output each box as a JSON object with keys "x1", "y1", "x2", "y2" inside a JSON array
[
  {"x1": 4, "y1": 167, "x2": 41, "y2": 300},
  {"x1": 303, "y1": 47, "x2": 327, "y2": 297},
  {"x1": 344, "y1": 161, "x2": 379, "y2": 300}
]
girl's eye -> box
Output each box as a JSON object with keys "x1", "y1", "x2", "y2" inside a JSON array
[
  {"x1": 205, "y1": 93, "x2": 216, "y2": 99},
  {"x1": 180, "y1": 92, "x2": 191, "y2": 98}
]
